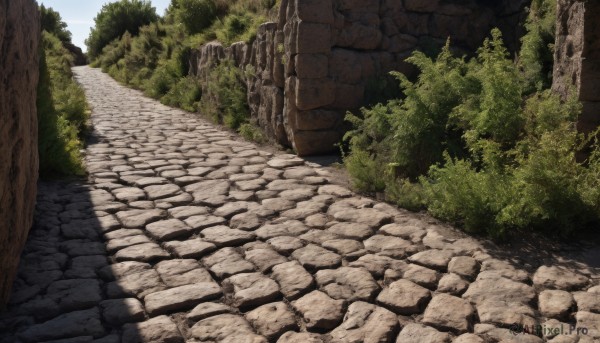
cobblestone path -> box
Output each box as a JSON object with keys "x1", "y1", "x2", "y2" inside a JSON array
[{"x1": 1, "y1": 66, "x2": 600, "y2": 343}]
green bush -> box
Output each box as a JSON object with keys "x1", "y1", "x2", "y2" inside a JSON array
[
  {"x1": 86, "y1": 0, "x2": 159, "y2": 59},
  {"x1": 520, "y1": 0, "x2": 557, "y2": 92},
  {"x1": 161, "y1": 76, "x2": 202, "y2": 111},
  {"x1": 37, "y1": 32, "x2": 88, "y2": 177},
  {"x1": 344, "y1": 11, "x2": 599, "y2": 237},
  {"x1": 199, "y1": 59, "x2": 249, "y2": 129},
  {"x1": 170, "y1": 0, "x2": 217, "y2": 34},
  {"x1": 239, "y1": 122, "x2": 266, "y2": 143}
]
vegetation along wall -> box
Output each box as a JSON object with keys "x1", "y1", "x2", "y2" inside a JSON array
[
  {"x1": 190, "y1": 0, "x2": 530, "y2": 155},
  {"x1": 0, "y1": 0, "x2": 40, "y2": 306}
]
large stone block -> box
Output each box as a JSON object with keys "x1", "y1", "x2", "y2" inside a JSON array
[
  {"x1": 292, "y1": 130, "x2": 342, "y2": 156},
  {"x1": 295, "y1": 54, "x2": 329, "y2": 79},
  {"x1": 0, "y1": 0, "x2": 40, "y2": 307},
  {"x1": 331, "y1": 83, "x2": 365, "y2": 110},
  {"x1": 293, "y1": 110, "x2": 342, "y2": 131},
  {"x1": 336, "y1": 0, "x2": 379, "y2": 12},
  {"x1": 404, "y1": 0, "x2": 440, "y2": 13},
  {"x1": 295, "y1": 78, "x2": 336, "y2": 110},
  {"x1": 329, "y1": 49, "x2": 362, "y2": 84},
  {"x1": 297, "y1": 0, "x2": 334, "y2": 24},
  {"x1": 296, "y1": 22, "x2": 331, "y2": 54}
]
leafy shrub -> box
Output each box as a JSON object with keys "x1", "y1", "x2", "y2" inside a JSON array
[
  {"x1": 39, "y1": 5, "x2": 72, "y2": 43},
  {"x1": 199, "y1": 59, "x2": 249, "y2": 129},
  {"x1": 86, "y1": 0, "x2": 158, "y2": 59},
  {"x1": 239, "y1": 123, "x2": 266, "y2": 143},
  {"x1": 37, "y1": 32, "x2": 88, "y2": 177},
  {"x1": 170, "y1": 0, "x2": 217, "y2": 34},
  {"x1": 344, "y1": 13, "x2": 599, "y2": 237},
  {"x1": 519, "y1": 0, "x2": 557, "y2": 92},
  {"x1": 161, "y1": 76, "x2": 202, "y2": 111}
]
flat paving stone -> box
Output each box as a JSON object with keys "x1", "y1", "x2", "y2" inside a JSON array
[
  {"x1": 155, "y1": 259, "x2": 215, "y2": 287},
  {"x1": 106, "y1": 234, "x2": 152, "y2": 253},
  {"x1": 184, "y1": 215, "x2": 226, "y2": 230},
  {"x1": 363, "y1": 235, "x2": 417, "y2": 258},
  {"x1": 187, "y1": 302, "x2": 233, "y2": 322},
  {"x1": 395, "y1": 323, "x2": 451, "y2": 343},
  {"x1": 46, "y1": 279, "x2": 103, "y2": 312},
  {"x1": 202, "y1": 247, "x2": 256, "y2": 279},
  {"x1": 533, "y1": 266, "x2": 590, "y2": 291},
  {"x1": 327, "y1": 222, "x2": 374, "y2": 240},
  {"x1": 245, "y1": 302, "x2": 298, "y2": 340},
  {"x1": 291, "y1": 244, "x2": 342, "y2": 270},
  {"x1": 106, "y1": 269, "x2": 166, "y2": 298},
  {"x1": 122, "y1": 315, "x2": 184, "y2": 343},
  {"x1": 99, "y1": 298, "x2": 145, "y2": 325},
  {"x1": 401, "y1": 263, "x2": 440, "y2": 289},
  {"x1": 255, "y1": 220, "x2": 310, "y2": 239},
  {"x1": 277, "y1": 332, "x2": 325, "y2": 343},
  {"x1": 330, "y1": 301, "x2": 398, "y2": 343},
  {"x1": 98, "y1": 261, "x2": 151, "y2": 281},
  {"x1": 144, "y1": 283, "x2": 222, "y2": 316},
  {"x1": 267, "y1": 236, "x2": 305, "y2": 255},
  {"x1": 408, "y1": 249, "x2": 455, "y2": 271},
  {"x1": 462, "y1": 275, "x2": 536, "y2": 305},
  {"x1": 422, "y1": 293, "x2": 475, "y2": 334},
  {"x1": 437, "y1": 273, "x2": 470, "y2": 295},
  {"x1": 145, "y1": 219, "x2": 191, "y2": 241},
  {"x1": 112, "y1": 187, "x2": 146, "y2": 202},
  {"x1": 271, "y1": 261, "x2": 314, "y2": 300},
  {"x1": 315, "y1": 267, "x2": 379, "y2": 302},
  {"x1": 539, "y1": 290, "x2": 574, "y2": 319},
  {"x1": 18, "y1": 308, "x2": 105, "y2": 342},
  {"x1": 144, "y1": 184, "x2": 181, "y2": 200},
  {"x1": 223, "y1": 272, "x2": 280, "y2": 308},
  {"x1": 114, "y1": 242, "x2": 170, "y2": 262},
  {"x1": 200, "y1": 225, "x2": 255, "y2": 247},
  {"x1": 292, "y1": 290, "x2": 345, "y2": 330},
  {"x1": 163, "y1": 238, "x2": 216, "y2": 258},
  {"x1": 167, "y1": 206, "x2": 209, "y2": 219},
  {"x1": 376, "y1": 279, "x2": 431, "y2": 315},
  {"x1": 379, "y1": 223, "x2": 426, "y2": 241},
  {"x1": 116, "y1": 209, "x2": 165, "y2": 228},
  {"x1": 244, "y1": 248, "x2": 288, "y2": 272},
  {"x1": 448, "y1": 256, "x2": 480, "y2": 279},
  {"x1": 190, "y1": 314, "x2": 267, "y2": 342}
]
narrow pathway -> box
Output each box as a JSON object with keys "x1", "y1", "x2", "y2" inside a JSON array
[{"x1": 1, "y1": 66, "x2": 599, "y2": 343}]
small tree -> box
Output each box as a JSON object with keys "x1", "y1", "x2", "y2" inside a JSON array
[
  {"x1": 39, "y1": 5, "x2": 72, "y2": 43},
  {"x1": 86, "y1": 0, "x2": 159, "y2": 59}
]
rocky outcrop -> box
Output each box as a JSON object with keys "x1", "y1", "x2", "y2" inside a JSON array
[
  {"x1": 553, "y1": 0, "x2": 600, "y2": 133},
  {"x1": 191, "y1": 0, "x2": 529, "y2": 155},
  {"x1": 0, "y1": 0, "x2": 40, "y2": 306}
]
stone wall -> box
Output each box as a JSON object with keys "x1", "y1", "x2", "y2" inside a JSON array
[
  {"x1": 0, "y1": 0, "x2": 40, "y2": 306},
  {"x1": 553, "y1": 0, "x2": 600, "y2": 133},
  {"x1": 191, "y1": 0, "x2": 529, "y2": 155}
]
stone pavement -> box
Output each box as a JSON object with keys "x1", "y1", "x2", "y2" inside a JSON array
[{"x1": 1, "y1": 66, "x2": 599, "y2": 343}]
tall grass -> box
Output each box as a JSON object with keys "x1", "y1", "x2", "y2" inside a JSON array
[{"x1": 38, "y1": 32, "x2": 88, "y2": 177}]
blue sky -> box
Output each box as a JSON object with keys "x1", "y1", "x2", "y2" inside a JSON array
[{"x1": 39, "y1": 0, "x2": 171, "y2": 52}]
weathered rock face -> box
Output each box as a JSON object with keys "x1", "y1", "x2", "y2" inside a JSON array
[
  {"x1": 553, "y1": 0, "x2": 600, "y2": 133},
  {"x1": 0, "y1": 0, "x2": 40, "y2": 306},
  {"x1": 191, "y1": 0, "x2": 528, "y2": 155}
]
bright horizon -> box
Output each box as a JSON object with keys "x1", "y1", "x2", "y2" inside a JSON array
[{"x1": 38, "y1": 0, "x2": 171, "y2": 53}]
